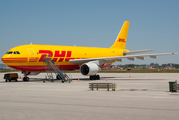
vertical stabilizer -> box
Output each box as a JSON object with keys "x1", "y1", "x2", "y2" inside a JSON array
[{"x1": 110, "y1": 21, "x2": 130, "y2": 49}]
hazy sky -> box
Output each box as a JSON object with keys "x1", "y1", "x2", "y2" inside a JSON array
[{"x1": 0, "y1": 0, "x2": 179, "y2": 64}]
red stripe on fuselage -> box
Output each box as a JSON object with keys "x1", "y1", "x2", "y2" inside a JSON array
[
  {"x1": 8, "y1": 65, "x2": 80, "y2": 71},
  {"x1": 2, "y1": 57, "x2": 28, "y2": 62}
]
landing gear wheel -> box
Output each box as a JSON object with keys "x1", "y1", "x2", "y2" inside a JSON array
[
  {"x1": 23, "y1": 77, "x2": 29, "y2": 81},
  {"x1": 26, "y1": 77, "x2": 29, "y2": 81},
  {"x1": 96, "y1": 75, "x2": 100, "y2": 80},
  {"x1": 89, "y1": 75, "x2": 100, "y2": 80},
  {"x1": 90, "y1": 75, "x2": 94, "y2": 80},
  {"x1": 62, "y1": 80, "x2": 64, "y2": 83},
  {"x1": 93, "y1": 75, "x2": 96, "y2": 80}
]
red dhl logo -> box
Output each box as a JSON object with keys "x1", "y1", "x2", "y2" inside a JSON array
[
  {"x1": 38, "y1": 50, "x2": 79, "y2": 62},
  {"x1": 117, "y1": 38, "x2": 125, "y2": 42}
]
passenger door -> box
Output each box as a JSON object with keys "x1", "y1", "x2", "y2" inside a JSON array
[{"x1": 27, "y1": 48, "x2": 35, "y2": 61}]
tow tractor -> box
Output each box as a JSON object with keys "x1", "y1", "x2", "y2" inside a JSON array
[{"x1": 4, "y1": 73, "x2": 18, "y2": 82}]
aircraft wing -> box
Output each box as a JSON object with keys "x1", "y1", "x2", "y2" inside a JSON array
[
  {"x1": 123, "y1": 49, "x2": 154, "y2": 55},
  {"x1": 69, "y1": 53, "x2": 177, "y2": 65}
]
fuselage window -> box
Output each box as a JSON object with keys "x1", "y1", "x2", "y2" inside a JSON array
[{"x1": 13, "y1": 51, "x2": 16, "y2": 54}]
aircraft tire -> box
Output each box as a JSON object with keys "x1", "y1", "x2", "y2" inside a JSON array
[
  {"x1": 23, "y1": 77, "x2": 29, "y2": 81},
  {"x1": 93, "y1": 75, "x2": 96, "y2": 80},
  {"x1": 90, "y1": 75, "x2": 100, "y2": 80},
  {"x1": 96, "y1": 75, "x2": 100, "y2": 80},
  {"x1": 90, "y1": 76, "x2": 95, "y2": 80}
]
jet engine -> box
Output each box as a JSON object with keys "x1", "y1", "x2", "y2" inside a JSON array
[{"x1": 80, "y1": 62, "x2": 100, "y2": 76}]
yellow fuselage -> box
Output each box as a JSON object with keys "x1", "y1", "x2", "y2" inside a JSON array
[{"x1": 2, "y1": 44, "x2": 127, "y2": 71}]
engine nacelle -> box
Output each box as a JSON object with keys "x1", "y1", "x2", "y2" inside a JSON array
[{"x1": 80, "y1": 62, "x2": 100, "y2": 76}]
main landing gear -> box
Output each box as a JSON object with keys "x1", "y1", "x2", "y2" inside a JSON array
[{"x1": 89, "y1": 75, "x2": 100, "y2": 80}]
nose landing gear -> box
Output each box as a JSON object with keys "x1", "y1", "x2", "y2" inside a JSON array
[
  {"x1": 22, "y1": 71, "x2": 30, "y2": 81},
  {"x1": 23, "y1": 77, "x2": 29, "y2": 81}
]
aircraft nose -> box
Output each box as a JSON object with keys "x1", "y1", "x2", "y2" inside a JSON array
[
  {"x1": 1, "y1": 54, "x2": 10, "y2": 64},
  {"x1": 1, "y1": 54, "x2": 7, "y2": 63}
]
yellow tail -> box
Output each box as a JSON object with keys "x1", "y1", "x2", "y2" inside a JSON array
[{"x1": 110, "y1": 21, "x2": 130, "y2": 49}]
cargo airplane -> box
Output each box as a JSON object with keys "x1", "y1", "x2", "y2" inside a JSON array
[{"x1": 1, "y1": 21, "x2": 177, "y2": 81}]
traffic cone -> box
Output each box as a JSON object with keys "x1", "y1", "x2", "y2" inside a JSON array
[
  {"x1": 106, "y1": 77, "x2": 108, "y2": 81},
  {"x1": 129, "y1": 75, "x2": 131, "y2": 78},
  {"x1": 78, "y1": 78, "x2": 80, "y2": 82},
  {"x1": 22, "y1": 77, "x2": 23, "y2": 81}
]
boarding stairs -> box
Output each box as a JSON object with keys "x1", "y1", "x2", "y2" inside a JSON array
[{"x1": 43, "y1": 55, "x2": 72, "y2": 83}]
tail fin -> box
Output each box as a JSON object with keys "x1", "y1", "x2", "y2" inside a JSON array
[{"x1": 110, "y1": 21, "x2": 130, "y2": 49}]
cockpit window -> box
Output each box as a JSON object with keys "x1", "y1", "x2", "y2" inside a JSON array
[
  {"x1": 6, "y1": 51, "x2": 20, "y2": 54},
  {"x1": 8, "y1": 51, "x2": 13, "y2": 54},
  {"x1": 16, "y1": 51, "x2": 20, "y2": 54}
]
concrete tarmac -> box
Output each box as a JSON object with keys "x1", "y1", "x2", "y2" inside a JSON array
[{"x1": 0, "y1": 72, "x2": 179, "y2": 120}]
